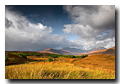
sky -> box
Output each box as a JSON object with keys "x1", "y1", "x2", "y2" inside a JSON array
[{"x1": 5, "y1": 5, "x2": 115, "y2": 51}]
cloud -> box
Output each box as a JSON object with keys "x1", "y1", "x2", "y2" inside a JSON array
[
  {"x1": 5, "y1": 17, "x2": 14, "y2": 28},
  {"x1": 5, "y1": 6, "x2": 115, "y2": 51},
  {"x1": 63, "y1": 5, "x2": 115, "y2": 49},
  {"x1": 63, "y1": 5, "x2": 115, "y2": 28},
  {"x1": 5, "y1": 7, "x2": 69, "y2": 51}
]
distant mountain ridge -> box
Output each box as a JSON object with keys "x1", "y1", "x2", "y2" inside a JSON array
[
  {"x1": 62, "y1": 47, "x2": 86, "y2": 53},
  {"x1": 39, "y1": 48, "x2": 81, "y2": 55},
  {"x1": 62, "y1": 47, "x2": 106, "y2": 54},
  {"x1": 89, "y1": 47, "x2": 106, "y2": 52},
  {"x1": 39, "y1": 47, "x2": 107, "y2": 55},
  {"x1": 7, "y1": 46, "x2": 114, "y2": 56}
]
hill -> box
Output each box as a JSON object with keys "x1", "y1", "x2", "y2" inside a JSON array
[
  {"x1": 62, "y1": 47, "x2": 86, "y2": 53},
  {"x1": 39, "y1": 48, "x2": 81, "y2": 55},
  {"x1": 89, "y1": 47, "x2": 106, "y2": 52},
  {"x1": 63, "y1": 47, "x2": 106, "y2": 54},
  {"x1": 39, "y1": 47, "x2": 111, "y2": 55},
  {"x1": 75, "y1": 54, "x2": 115, "y2": 72},
  {"x1": 86, "y1": 47, "x2": 115, "y2": 56},
  {"x1": 5, "y1": 52, "x2": 29, "y2": 65}
]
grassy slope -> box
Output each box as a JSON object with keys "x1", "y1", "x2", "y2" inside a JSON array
[
  {"x1": 5, "y1": 52, "x2": 29, "y2": 66},
  {"x1": 75, "y1": 54, "x2": 115, "y2": 73}
]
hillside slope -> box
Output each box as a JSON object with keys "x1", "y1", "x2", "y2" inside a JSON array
[
  {"x1": 5, "y1": 52, "x2": 29, "y2": 65},
  {"x1": 87, "y1": 47, "x2": 115, "y2": 56},
  {"x1": 75, "y1": 54, "x2": 115, "y2": 72}
]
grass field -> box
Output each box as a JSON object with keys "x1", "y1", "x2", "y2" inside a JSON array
[
  {"x1": 5, "y1": 62, "x2": 115, "y2": 79},
  {"x1": 5, "y1": 52, "x2": 115, "y2": 79}
]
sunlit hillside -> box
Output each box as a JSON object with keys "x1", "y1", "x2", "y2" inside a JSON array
[{"x1": 83, "y1": 47, "x2": 115, "y2": 56}]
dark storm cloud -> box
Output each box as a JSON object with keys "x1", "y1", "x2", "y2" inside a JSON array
[
  {"x1": 63, "y1": 5, "x2": 115, "y2": 29},
  {"x1": 5, "y1": 17, "x2": 14, "y2": 28},
  {"x1": 63, "y1": 5, "x2": 115, "y2": 49},
  {"x1": 16, "y1": 20, "x2": 25, "y2": 30}
]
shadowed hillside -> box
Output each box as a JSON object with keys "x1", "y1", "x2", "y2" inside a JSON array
[{"x1": 5, "y1": 52, "x2": 29, "y2": 66}]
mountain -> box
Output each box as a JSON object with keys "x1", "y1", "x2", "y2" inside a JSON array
[
  {"x1": 62, "y1": 47, "x2": 87, "y2": 53},
  {"x1": 39, "y1": 48, "x2": 81, "y2": 55},
  {"x1": 87, "y1": 47, "x2": 115, "y2": 56},
  {"x1": 89, "y1": 47, "x2": 106, "y2": 52},
  {"x1": 39, "y1": 47, "x2": 113, "y2": 55},
  {"x1": 62, "y1": 47, "x2": 106, "y2": 54}
]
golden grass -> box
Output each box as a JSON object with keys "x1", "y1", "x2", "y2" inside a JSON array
[
  {"x1": 74, "y1": 54, "x2": 115, "y2": 73},
  {"x1": 5, "y1": 61, "x2": 115, "y2": 79},
  {"x1": 5, "y1": 53, "x2": 115, "y2": 79}
]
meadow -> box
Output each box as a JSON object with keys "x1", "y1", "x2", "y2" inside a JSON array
[
  {"x1": 5, "y1": 52, "x2": 115, "y2": 79},
  {"x1": 5, "y1": 62, "x2": 115, "y2": 79}
]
